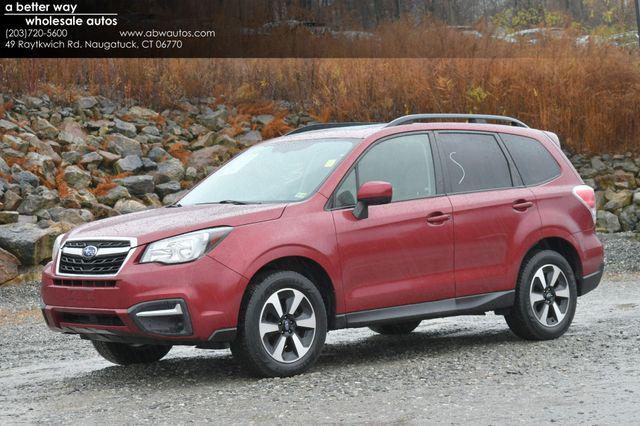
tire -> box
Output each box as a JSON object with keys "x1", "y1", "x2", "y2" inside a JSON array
[
  {"x1": 230, "y1": 271, "x2": 328, "y2": 377},
  {"x1": 92, "y1": 341, "x2": 172, "y2": 365},
  {"x1": 505, "y1": 250, "x2": 578, "y2": 341},
  {"x1": 369, "y1": 320, "x2": 421, "y2": 335}
]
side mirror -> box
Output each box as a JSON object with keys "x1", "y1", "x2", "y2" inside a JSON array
[{"x1": 353, "y1": 181, "x2": 392, "y2": 220}]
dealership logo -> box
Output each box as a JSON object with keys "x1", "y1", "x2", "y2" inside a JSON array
[{"x1": 82, "y1": 245, "x2": 98, "y2": 259}]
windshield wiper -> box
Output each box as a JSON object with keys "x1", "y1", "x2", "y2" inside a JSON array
[
  {"x1": 167, "y1": 203, "x2": 182, "y2": 208},
  {"x1": 197, "y1": 200, "x2": 261, "y2": 206}
]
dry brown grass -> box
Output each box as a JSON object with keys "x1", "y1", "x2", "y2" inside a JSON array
[{"x1": 0, "y1": 24, "x2": 638, "y2": 153}]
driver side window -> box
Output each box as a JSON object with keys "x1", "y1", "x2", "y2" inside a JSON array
[{"x1": 333, "y1": 134, "x2": 436, "y2": 209}]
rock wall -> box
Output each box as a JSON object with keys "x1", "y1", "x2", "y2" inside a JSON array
[{"x1": 0, "y1": 94, "x2": 637, "y2": 284}]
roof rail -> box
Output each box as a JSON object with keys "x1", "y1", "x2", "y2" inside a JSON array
[
  {"x1": 386, "y1": 114, "x2": 529, "y2": 128},
  {"x1": 287, "y1": 122, "x2": 376, "y2": 135}
]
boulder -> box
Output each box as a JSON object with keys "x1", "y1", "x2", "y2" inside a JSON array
[
  {"x1": 0, "y1": 157, "x2": 10, "y2": 175},
  {"x1": 142, "y1": 125, "x2": 161, "y2": 136},
  {"x1": 147, "y1": 146, "x2": 169, "y2": 162},
  {"x1": 80, "y1": 151, "x2": 103, "y2": 167},
  {"x1": 22, "y1": 133, "x2": 62, "y2": 164},
  {"x1": 114, "y1": 198, "x2": 147, "y2": 214},
  {"x1": 255, "y1": 114, "x2": 275, "y2": 126},
  {"x1": 596, "y1": 210, "x2": 621, "y2": 233},
  {"x1": 59, "y1": 118, "x2": 87, "y2": 140},
  {"x1": 114, "y1": 175, "x2": 155, "y2": 196},
  {"x1": 162, "y1": 190, "x2": 188, "y2": 206},
  {"x1": 0, "y1": 222, "x2": 62, "y2": 265},
  {"x1": 0, "y1": 248, "x2": 20, "y2": 285},
  {"x1": 603, "y1": 189, "x2": 633, "y2": 211},
  {"x1": 0, "y1": 211, "x2": 19, "y2": 224},
  {"x1": 97, "y1": 149, "x2": 121, "y2": 166},
  {"x1": 237, "y1": 130, "x2": 263, "y2": 147},
  {"x1": 17, "y1": 190, "x2": 59, "y2": 215},
  {"x1": 154, "y1": 158, "x2": 184, "y2": 183},
  {"x1": 619, "y1": 204, "x2": 640, "y2": 232},
  {"x1": 24, "y1": 152, "x2": 56, "y2": 185},
  {"x1": 590, "y1": 156, "x2": 608, "y2": 172},
  {"x1": 0, "y1": 119, "x2": 19, "y2": 131},
  {"x1": 128, "y1": 106, "x2": 159, "y2": 120},
  {"x1": 3, "y1": 134, "x2": 29, "y2": 153},
  {"x1": 113, "y1": 118, "x2": 137, "y2": 138},
  {"x1": 3, "y1": 191, "x2": 22, "y2": 211},
  {"x1": 197, "y1": 109, "x2": 228, "y2": 130},
  {"x1": 156, "y1": 181, "x2": 182, "y2": 198},
  {"x1": 48, "y1": 207, "x2": 94, "y2": 225},
  {"x1": 76, "y1": 96, "x2": 98, "y2": 110},
  {"x1": 63, "y1": 165, "x2": 92, "y2": 189},
  {"x1": 106, "y1": 134, "x2": 142, "y2": 157},
  {"x1": 32, "y1": 117, "x2": 59, "y2": 139},
  {"x1": 11, "y1": 170, "x2": 39, "y2": 187},
  {"x1": 97, "y1": 185, "x2": 130, "y2": 207},
  {"x1": 60, "y1": 152, "x2": 79, "y2": 165},
  {"x1": 188, "y1": 145, "x2": 230, "y2": 170},
  {"x1": 114, "y1": 155, "x2": 143, "y2": 174}
]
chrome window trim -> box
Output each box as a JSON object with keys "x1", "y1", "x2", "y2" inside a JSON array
[{"x1": 55, "y1": 237, "x2": 138, "y2": 278}]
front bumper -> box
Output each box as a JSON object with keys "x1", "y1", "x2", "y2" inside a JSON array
[{"x1": 41, "y1": 250, "x2": 248, "y2": 345}]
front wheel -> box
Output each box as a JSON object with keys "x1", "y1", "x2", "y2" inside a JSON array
[
  {"x1": 92, "y1": 341, "x2": 172, "y2": 365},
  {"x1": 505, "y1": 250, "x2": 577, "y2": 340},
  {"x1": 231, "y1": 271, "x2": 327, "y2": 377}
]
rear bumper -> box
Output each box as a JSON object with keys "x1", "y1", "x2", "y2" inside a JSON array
[
  {"x1": 579, "y1": 263, "x2": 604, "y2": 297},
  {"x1": 41, "y1": 252, "x2": 248, "y2": 345}
]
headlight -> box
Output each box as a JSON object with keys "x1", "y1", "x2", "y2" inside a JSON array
[
  {"x1": 52, "y1": 234, "x2": 64, "y2": 259},
  {"x1": 140, "y1": 227, "x2": 233, "y2": 265}
]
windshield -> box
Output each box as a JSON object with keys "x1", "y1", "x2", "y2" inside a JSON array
[{"x1": 179, "y1": 138, "x2": 360, "y2": 205}]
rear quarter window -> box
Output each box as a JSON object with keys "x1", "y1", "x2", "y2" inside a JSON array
[{"x1": 501, "y1": 134, "x2": 561, "y2": 186}]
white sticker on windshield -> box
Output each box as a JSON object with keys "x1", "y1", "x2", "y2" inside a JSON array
[{"x1": 294, "y1": 192, "x2": 307, "y2": 199}]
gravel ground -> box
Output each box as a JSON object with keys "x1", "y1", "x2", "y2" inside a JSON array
[{"x1": 1, "y1": 234, "x2": 639, "y2": 424}]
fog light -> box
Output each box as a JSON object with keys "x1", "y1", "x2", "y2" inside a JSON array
[{"x1": 128, "y1": 299, "x2": 192, "y2": 336}]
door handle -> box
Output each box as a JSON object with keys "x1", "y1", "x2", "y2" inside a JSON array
[
  {"x1": 427, "y1": 212, "x2": 451, "y2": 225},
  {"x1": 513, "y1": 200, "x2": 534, "y2": 211}
]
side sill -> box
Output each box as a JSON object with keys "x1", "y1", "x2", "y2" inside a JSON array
[{"x1": 341, "y1": 290, "x2": 515, "y2": 329}]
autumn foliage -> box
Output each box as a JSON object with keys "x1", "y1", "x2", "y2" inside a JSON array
[{"x1": 0, "y1": 25, "x2": 638, "y2": 153}]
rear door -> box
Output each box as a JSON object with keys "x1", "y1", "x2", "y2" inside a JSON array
[
  {"x1": 434, "y1": 131, "x2": 542, "y2": 297},
  {"x1": 331, "y1": 133, "x2": 455, "y2": 313}
]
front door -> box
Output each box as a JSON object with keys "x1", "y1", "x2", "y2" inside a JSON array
[{"x1": 330, "y1": 133, "x2": 455, "y2": 313}]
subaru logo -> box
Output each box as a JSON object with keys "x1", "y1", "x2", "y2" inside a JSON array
[{"x1": 82, "y1": 245, "x2": 98, "y2": 259}]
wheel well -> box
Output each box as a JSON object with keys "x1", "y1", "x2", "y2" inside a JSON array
[
  {"x1": 524, "y1": 237, "x2": 583, "y2": 280},
  {"x1": 244, "y1": 256, "x2": 337, "y2": 329}
]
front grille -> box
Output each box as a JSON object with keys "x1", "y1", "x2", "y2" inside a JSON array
[
  {"x1": 59, "y1": 253, "x2": 128, "y2": 275},
  {"x1": 58, "y1": 239, "x2": 131, "y2": 276},
  {"x1": 64, "y1": 240, "x2": 130, "y2": 248},
  {"x1": 58, "y1": 312, "x2": 124, "y2": 327},
  {"x1": 53, "y1": 279, "x2": 117, "y2": 288}
]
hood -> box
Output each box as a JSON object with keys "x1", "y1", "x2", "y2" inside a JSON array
[{"x1": 65, "y1": 203, "x2": 286, "y2": 246}]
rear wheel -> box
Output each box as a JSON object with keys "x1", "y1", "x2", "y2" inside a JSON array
[
  {"x1": 231, "y1": 271, "x2": 327, "y2": 377},
  {"x1": 369, "y1": 320, "x2": 421, "y2": 335},
  {"x1": 505, "y1": 250, "x2": 577, "y2": 340},
  {"x1": 92, "y1": 341, "x2": 172, "y2": 365}
]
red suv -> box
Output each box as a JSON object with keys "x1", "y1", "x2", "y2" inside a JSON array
[{"x1": 41, "y1": 114, "x2": 604, "y2": 377}]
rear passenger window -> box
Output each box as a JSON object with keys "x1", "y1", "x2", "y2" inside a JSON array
[
  {"x1": 501, "y1": 134, "x2": 560, "y2": 185},
  {"x1": 437, "y1": 133, "x2": 512, "y2": 193}
]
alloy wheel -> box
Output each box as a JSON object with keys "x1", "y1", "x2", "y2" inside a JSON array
[
  {"x1": 529, "y1": 264, "x2": 571, "y2": 327},
  {"x1": 259, "y1": 288, "x2": 317, "y2": 363}
]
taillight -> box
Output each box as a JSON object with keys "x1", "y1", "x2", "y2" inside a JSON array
[{"x1": 572, "y1": 185, "x2": 596, "y2": 224}]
